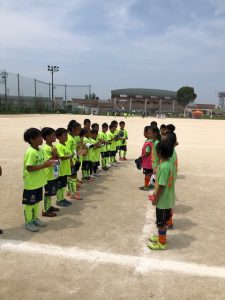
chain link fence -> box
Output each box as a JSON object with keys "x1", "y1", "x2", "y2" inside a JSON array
[{"x1": 0, "y1": 69, "x2": 91, "y2": 112}]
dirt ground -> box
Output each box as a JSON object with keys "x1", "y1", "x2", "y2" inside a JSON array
[{"x1": 0, "y1": 114, "x2": 224, "y2": 300}]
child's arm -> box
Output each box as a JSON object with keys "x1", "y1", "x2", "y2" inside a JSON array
[
  {"x1": 27, "y1": 160, "x2": 54, "y2": 172},
  {"x1": 152, "y1": 185, "x2": 165, "y2": 206},
  {"x1": 60, "y1": 153, "x2": 74, "y2": 161}
]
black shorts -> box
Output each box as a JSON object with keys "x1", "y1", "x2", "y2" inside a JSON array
[
  {"x1": 101, "y1": 151, "x2": 109, "y2": 158},
  {"x1": 57, "y1": 176, "x2": 67, "y2": 189},
  {"x1": 44, "y1": 179, "x2": 58, "y2": 197},
  {"x1": 82, "y1": 160, "x2": 92, "y2": 171},
  {"x1": 119, "y1": 145, "x2": 127, "y2": 151},
  {"x1": 156, "y1": 208, "x2": 171, "y2": 227},
  {"x1": 143, "y1": 168, "x2": 153, "y2": 175},
  {"x1": 109, "y1": 151, "x2": 116, "y2": 157},
  {"x1": 22, "y1": 187, "x2": 43, "y2": 205}
]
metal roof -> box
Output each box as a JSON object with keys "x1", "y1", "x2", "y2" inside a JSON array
[{"x1": 111, "y1": 88, "x2": 176, "y2": 98}]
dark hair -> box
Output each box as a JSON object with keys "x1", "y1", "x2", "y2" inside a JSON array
[
  {"x1": 152, "y1": 127, "x2": 161, "y2": 141},
  {"x1": 165, "y1": 132, "x2": 177, "y2": 148},
  {"x1": 111, "y1": 120, "x2": 118, "y2": 127},
  {"x1": 79, "y1": 128, "x2": 87, "y2": 137},
  {"x1": 166, "y1": 124, "x2": 176, "y2": 132},
  {"x1": 41, "y1": 127, "x2": 55, "y2": 140},
  {"x1": 151, "y1": 121, "x2": 158, "y2": 128},
  {"x1": 91, "y1": 129, "x2": 98, "y2": 135},
  {"x1": 160, "y1": 124, "x2": 167, "y2": 129},
  {"x1": 67, "y1": 120, "x2": 81, "y2": 133},
  {"x1": 24, "y1": 128, "x2": 41, "y2": 144},
  {"x1": 156, "y1": 141, "x2": 173, "y2": 158},
  {"x1": 109, "y1": 124, "x2": 115, "y2": 130},
  {"x1": 84, "y1": 119, "x2": 91, "y2": 125},
  {"x1": 144, "y1": 126, "x2": 153, "y2": 133},
  {"x1": 102, "y1": 123, "x2": 108, "y2": 128},
  {"x1": 119, "y1": 121, "x2": 125, "y2": 126},
  {"x1": 91, "y1": 123, "x2": 99, "y2": 130},
  {"x1": 56, "y1": 128, "x2": 67, "y2": 138}
]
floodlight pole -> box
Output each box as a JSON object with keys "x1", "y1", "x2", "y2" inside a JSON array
[{"x1": 48, "y1": 65, "x2": 59, "y2": 111}]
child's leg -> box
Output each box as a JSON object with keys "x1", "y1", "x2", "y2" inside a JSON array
[
  {"x1": 24, "y1": 204, "x2": 35, "y2": 223},
  {"x1": 144, "y1": 174, "x2": 150, "y2": 187},
  {"x1": 69, "y1": 177, "x2": 77, "y2": 195},
  {"x1": 148, "y1": 208, "x2": 168, "y2": 250},
  {"x1": 166, "y1": 208, "x2": 174, "y2": 228}
]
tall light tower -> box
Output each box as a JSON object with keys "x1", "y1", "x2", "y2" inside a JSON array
[
  {"x1": 1, "y1": 70, "x2": 8, "y2": 105},
  {"x1": 48, "y1": 65, "x2": 59, "y2": 111}
]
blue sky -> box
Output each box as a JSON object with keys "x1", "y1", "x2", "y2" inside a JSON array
[{"x1": 0, "y1": 0, "x2": 225, "y2": 103}]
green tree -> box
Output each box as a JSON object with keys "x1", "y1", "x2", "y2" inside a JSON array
[{"x1": 177, "y1": 86, "x2": 197, "y2": 107}]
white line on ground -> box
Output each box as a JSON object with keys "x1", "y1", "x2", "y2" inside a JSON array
[
  {"x1": 139, "y1": 202, "x2": 155, "y2": 255},
  {"x1": 1, "y1": 239, "x2": 225, "y2": 280}
]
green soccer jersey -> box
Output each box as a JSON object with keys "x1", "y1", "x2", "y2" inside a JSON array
[
  {"x1": 171, "y1": 150, "x2": 178, "y2": 180},
  {"x1": 55, "y1": 143, "x2": 71, "y2": 176},
  {"x1": 42, "y1": 144, "x2": 56, "y2": 181},
  {"x1": 98, "y1": 131, "x2": 108, "y2": 152},
  {"x1": 66, "y1": 134, "x2": 81, "y2": 163},
  {"x1": 107, "y1": 131, "x2": 117, "y2": 151},
  {"x1": 83, "y1": 137, "x2": 92, "y2": 161},
  {"x1": 152, "y1": 139, "x2": 159, "y2": 169},
  {"x1": 155, "y1": 159, "x2": 176, "y2": 209},
  {"x1": 88, "y1": 138, "x2": 99, "y2": 162},
  {"x1": 118, "y1": 129, "x2": 128, "y2": 146},
  {"x1": 23, "y1": 146, "x2": 47, "y2": 190}
]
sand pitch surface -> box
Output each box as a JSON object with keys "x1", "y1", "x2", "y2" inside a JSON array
[{"x1": 0, "y1": 114, "x2": 225, "y2": 300}]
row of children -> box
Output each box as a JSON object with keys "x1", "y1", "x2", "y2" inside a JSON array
[
  {"x1": 137, "y1": 121, "x2": 178, "y2": 250},
  {"x1": 22, "y1": 119, "x2": 128, "y2": 232}
]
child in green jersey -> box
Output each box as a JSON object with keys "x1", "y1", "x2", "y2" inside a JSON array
[
  {"x1": 107, "y1": 124, "x2": 117, "y2": 167},
  {"x1": 148, "y1": 141, "x2": 175, "y2": 250},
  {"x1": 82, "y1": 129, "x2": 95, "y2": 181},
  {"x1": 41, "y1": 127, "x2": 60, "y2": 217},
  {"x1": 111, "y1": 120, "x2": 119, "y2": 163},
  {"x1": 55, "y1": 128, "x2": 74, "y2": 207},
  {"x1": 99, "y1": 123, "x2": 109, "y2": 171},
  {"x1": 66, "y1": 120, "x2": 83, "y2": 201},
  {"x1": 118, "y1": 121, "x2": 128, "y2": 161},
  {"x1": 90, "y1": 129, "x2": 101, "y2": 177},
  {"x1": 23, "y1": 128, "x2": 54, "y2": 232}
]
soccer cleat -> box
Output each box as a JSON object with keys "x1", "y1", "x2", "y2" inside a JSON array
[
  {"x1": 102, "y1": 166, "x2": 109, "y2": 171},
  {"x1": 0, "y1": 229, "x2": 3, "y2": 234},
  {"x1": 49, "y1": 206, "x2": 60, "y2": 212},
  {"x1": 63, "y1": 199, "x2": 72, "y2": 205},
  {"x1": 148, "y1": 241, "x2": 167, "y2": 250},
  {"x1": 123, "y1": 157, "x2": 127, "y2": 161},
  {"x1": 148, "y1": 184, "x2": 155, "y2": 190},
  {"x1": 42, "y1": 211, "x2": 57, "y2": 217},
  {"x1": 33, "y1": 218, "x2": 47, "y2": 227},
  {"x1": 149, "y1": 235, "x2": 159, "y2": 243},
  {"x1": 71, "y1": 192, "x2": 83, "y2": 200},
  {"x1": 139, "y1": 186, "x2": 150, "y2": 191},
  {"x1": 93, "y1": 173, "x2": 100, "y2": 177},
  {"x1": 56, "y1": 200, "x2": 70, "y2": 207},
  {"x1": 166, "y1": 224, "x2": 174, "y2": 230},
  {"x1": 119, "y1": 157, "x2": 123, "y2": 161},
  {"x1": 25, "y1": 222, "x2": 40, "y2": 232},
  {"x1": 66, "y1": 191, "x2": 71, "y2": 197}
]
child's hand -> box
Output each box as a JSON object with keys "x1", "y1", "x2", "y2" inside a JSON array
[
  {"x1": 44, "y1": 160, "x2": 54, "y2": 168},
  {"x1": 52, "y1": 147, "x2": 58, "y2": 157}
]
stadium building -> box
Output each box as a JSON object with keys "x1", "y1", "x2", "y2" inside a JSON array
[{"x1": 71, "y1": 88, "x2": 183, "y2": 115}]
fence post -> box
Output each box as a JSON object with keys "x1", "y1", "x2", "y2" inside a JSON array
[
  {"x1": 89, "y1": 84, "x2": 91, "y2": 96},
  {"x1": 17, "y1": 73, "x2": 20, "y2": 99},
  {"x1": 49, "y1": 83, "x2": 51, "y2": 100},
  {"x1": 65, "y1": 84, "x2": 67, "y2": 106},
  {"x1": 34, "y1": 79, "x2": 37, "y2": 98}
]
